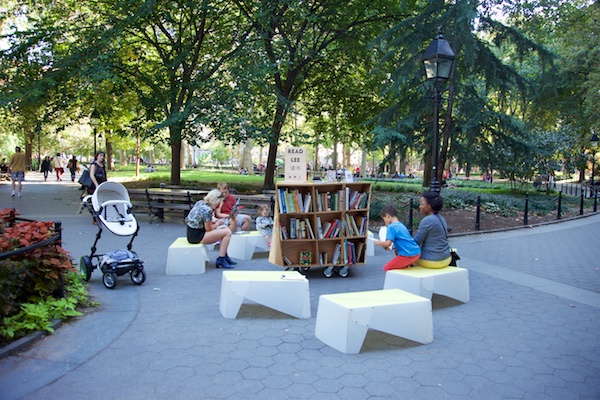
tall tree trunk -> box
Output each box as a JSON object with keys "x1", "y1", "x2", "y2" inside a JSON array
[
  {"x1": 106, "y1": 138, "x2": 115, "y2": 171},
  {"x1": 360, "y1": 147, "x2": 367, "y2": 178},
  {"x1": 263, "y1": 103, "x2": 287, "y2": 190},
  {"x1": 119, "y1": 149, "x2": 127, "y2": 167},
  {"x1": 170, "y1": 125, "x2": 182, "y2": 185},
  {"x1": 241, "y1": 139, "x2": 254, "y2": 174}
]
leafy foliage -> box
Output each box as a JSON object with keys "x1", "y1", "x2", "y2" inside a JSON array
[{"x1": 0, "y1": 209, "x2": 93, "y2": 345}]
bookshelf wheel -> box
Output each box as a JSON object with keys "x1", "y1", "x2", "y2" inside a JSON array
[
  {"x1": 338, "y1": 265, "x2": 350, "y2": 278},
  {"x1": 300, "y1": 267, "x2": 310, "y2": 272},
  {"x1": 323, "y1": 266, "x2": 335, "y2": 278}
]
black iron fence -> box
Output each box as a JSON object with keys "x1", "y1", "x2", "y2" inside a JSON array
[{"x1": 402, "y1": 190, "x2": 598, "y2": 235}]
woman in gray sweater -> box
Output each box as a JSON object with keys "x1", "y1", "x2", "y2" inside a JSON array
[{"x1": 414, "y1": 191, "x2": 452, "y2": 268}]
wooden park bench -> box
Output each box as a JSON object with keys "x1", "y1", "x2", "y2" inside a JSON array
[{"x1": 128, "y1": 188, "x2": 208, "y2": 223}]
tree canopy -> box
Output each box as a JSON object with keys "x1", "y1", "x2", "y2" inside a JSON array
[{"x1": 0, "y1": 0, "x2": 597, "y2": 187}]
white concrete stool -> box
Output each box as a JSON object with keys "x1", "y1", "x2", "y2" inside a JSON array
[
  {"x1": 366, "y1": 230, "x2": 375, "y2": 257},
  {"x1": 315, "y1": 289, "x2": 433, "y2": 354},
  {"x1": 383, "y1": 266, "x2": 470, "y2": 303},
  {"x1": 227, "y1": 231, "x2": 271, "y2": 260},
  {"x1": 165, "y1": 237, "x2": 208, "y2": 275},
  {"x1": 220, "y1": 271, "x2": 311, "y2": 319}
]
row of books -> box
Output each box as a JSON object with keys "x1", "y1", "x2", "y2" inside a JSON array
[
  {"x1": 279, "y1": 218, "x2": 316, "y2": 240},
  {"x1": 343, "y1": 214, "x2": 366, "y2": 237},
  {"x1": 283, "y1": 251, "x2": 313, "y2": 266},
  {"x1": 320, "y1": 240, "x2": 365, "y2": 265},
  {"x1": 315, "y1": 215, "x2": 368, "y2": 238},
  {"x1": 315, "y1": 190, "x2": 343, "y2": 212},
  {"x1": 281, "y1": 240, "x2": 365, "y2": 266},
  {"x1": 278, "y1": 187, "x2": 369, "y2": 214},
  {"x1": 278, "y1": 188, "x2": 312, "y2": 214},
  {"x1": 345, "y1": 189, "x2": 369, "y2": 210}
]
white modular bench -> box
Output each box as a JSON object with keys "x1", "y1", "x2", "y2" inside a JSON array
[
  {"x1": 219, "y1": 271, "x2": 311, "y2": 319},
  {"x1": 366, "y1": 230, "x2": 375, "y2": 257},
  {"x1": 166, "y1": 237, "x2": 209, "y2": 275},
  {"x1": 227, "y1": 231, "x2": 271, "y2": 260},
  {"x1": 383, "y1": 266, "x2": 470, "y2": 303},
  {"x1": 315, "y1": 289, "x2": 433, "y2": 354}
]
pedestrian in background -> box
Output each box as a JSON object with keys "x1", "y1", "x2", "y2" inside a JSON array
[
  {"x1": 88, "y1": 151, "x2": 107, "y2": 194},
  {"x1": 40, "y1": 156, "x2": 52, "y2": 181},
  {"x1": 67, "y1": 155, "x2": 78, "y2": 182},
  {"x1": 9, "y1": 146, "x2": 27, "y2": 198},
  {"x1": 53, "y1": 152, "x2": 65, "y2": 181}
]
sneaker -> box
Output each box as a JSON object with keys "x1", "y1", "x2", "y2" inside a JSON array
[
  {"x1": 11, "y1": 191, "x2": 15, "y2": 197},
  {"x1": 17, "y1": 192, "x2": 21, "y2": 198}
]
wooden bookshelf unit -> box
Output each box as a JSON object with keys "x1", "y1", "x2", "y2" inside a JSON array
[{"x1": 268, "y1": 181, "x2": 372, "y2": 277}]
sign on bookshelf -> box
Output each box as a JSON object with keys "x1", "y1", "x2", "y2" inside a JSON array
[{"x1": 284, "y1": 147, "x2": 307, "y2": 182}]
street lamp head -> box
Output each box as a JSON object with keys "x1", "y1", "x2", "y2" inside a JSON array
[
  {"x1": 591, "y1": 132, "x2": 599, "y2": 149},
  {"x1": 90, "y1": 109, "x2": 100, "y2": 127},
  {"x1": 422, "y1": 29, "x2": 456, "y2": 80}
]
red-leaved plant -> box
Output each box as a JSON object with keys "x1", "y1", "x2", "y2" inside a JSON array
[{"x1": 0, "y1": 208, "x2": 76, "y2": 318}]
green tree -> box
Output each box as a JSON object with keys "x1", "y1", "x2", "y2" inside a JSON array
[
  {"x1": 234, "y1": 0, "x2": 407, "y2": 189},
  {"x1": 375, "y1": 0, "x2": 555, "y2": 187}
]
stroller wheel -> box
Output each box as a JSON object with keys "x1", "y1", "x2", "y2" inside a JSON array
[
  {"x1": 130, "y1": 269, "x2": 146, "y2": 285},
  {"x1": 79, "y1": 256, "x2": 93, "y2": 281},
  {"x1": 103, "y1": 272, "x2": 118, "y2": 289}
]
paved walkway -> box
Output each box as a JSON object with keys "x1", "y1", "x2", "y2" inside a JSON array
[{"x1": 1, "y1": 173, "x2": 599, "y2": 400}]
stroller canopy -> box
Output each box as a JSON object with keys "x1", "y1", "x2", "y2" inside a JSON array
[{"x1": 91, "y1": 181, "x2": 138, "y2": 236}]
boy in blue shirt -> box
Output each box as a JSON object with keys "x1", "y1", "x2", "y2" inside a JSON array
[{"x1": 373, "y1": 205, "x2": 421, "y2": 271}]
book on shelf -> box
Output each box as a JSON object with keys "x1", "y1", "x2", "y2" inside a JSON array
[
  {"x1": 304, "y1": 218, "x2": 315, "y2": 239},
  {"x1": 289, "y1": 218, "x2": 297, "y2": 239},
  {"x1": 299, "y1": 220, "x2": 307, "y2": 239},
  {"x1": 316, "y1": 216, "x2": 324, "y2": 239},
  {"x1": 279, "y1": 223, "x2": 289, "y2": 240},
  {"x1": 345, "y1": 187, "x2": 350, "y2": 210},
  {"x1": 283, "y1": 255, "x2": 293, "y2": 265},
  {"x1": 324, "y1": 219, "x2": 339, "y2": 238},
  {"x1": 299, "y1": 251, "x2": 311, "y2": 265},
  {"x1": 293, "y1": 189, "x2": 301, "y2": 213},
  {"x1": 355, "y1": 242, "x2": 365, "y2": 262},
  {"x1": 322, "y1": 221, "x2": 332, "y2": 238},
  {"x1": 278, "y1": 189, "x2": 286, "y2": 214},
  {"x1": 359, "y1": 215, "x2": 367, "y2": 235},
  {"x1": 304, "y1": 193, "x2": 312, "y2": 212},
  {"x1": 287, "y1": 191, "x2": 296, "y2": 213},
  {"x1": 322, "y1": 252, "x2": 328, "y2": 264},
  {"x1": 331, "y1": 243, "x2": 342, "y2": 264},
  {"x1": 338, "y1": 189, "x2": 344, "y2": 211}
]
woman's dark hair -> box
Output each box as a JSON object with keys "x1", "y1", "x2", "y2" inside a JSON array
[{"x1": 421, "y1": 191, "x2": 444, "y2": 212}]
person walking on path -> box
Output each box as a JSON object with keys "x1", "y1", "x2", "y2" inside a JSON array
[
  {"x1": 40, "y1": 156, "x2": 52, "y2": 181},
  {"x1": 9, "y1": 146, "x2": 27, "y2": 197},
  {"x1": 67, "y1": 155, "x2": 78, "y2": 182},
  {"x1": 87, "y1": 151, "x2": 107, "y2": 195},
  {"x1": 52, "y1": 152, "x2": 65, "y2": 181}
]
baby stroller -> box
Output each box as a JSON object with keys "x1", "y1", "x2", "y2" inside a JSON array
[{"x1": 80, "y1": 181, "x2": 146, "y2": 289}]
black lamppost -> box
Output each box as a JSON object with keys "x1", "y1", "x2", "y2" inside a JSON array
[
  {"x1": 591, "y1": 131, "x2": 599, "y2": 188},
  {"x1": 90, "y1": 110, "x2": 100, "y2": 156},
  {"x1": 422, "y1": 29, "x2": 455, "y2": 192}
]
